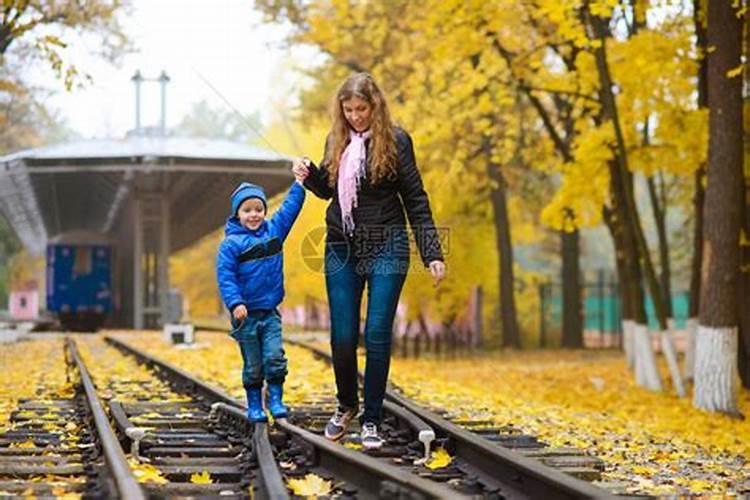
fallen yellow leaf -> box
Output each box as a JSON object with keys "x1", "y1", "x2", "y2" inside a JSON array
[
  {"x1": 425, "y1": 448, "x2": 452, "y2": 470},
  {"x1": 286, "y1": 473, "x2": 333, "y2": 496},
  {"x1": 190, "y1": 471, "x2": 213, "y2": 484}
]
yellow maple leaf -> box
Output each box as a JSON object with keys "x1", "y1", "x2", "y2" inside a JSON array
[
  {"x1": 425, "y1": 448, "x2": 452, "y2": 470},
  {"x1": 190, "y1": 471, "x2": 213, "y2": 484},
  {"x1": 11, "y1": 439, "x2": 36, "y2": 448},
  {"x1": 286, "y1": 474, "x2": 333, "y2": 496}
]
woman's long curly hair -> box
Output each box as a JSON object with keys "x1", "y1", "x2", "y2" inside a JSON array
[{"x1": 324, "y1": 73, "x2": 398, "y2": 187}]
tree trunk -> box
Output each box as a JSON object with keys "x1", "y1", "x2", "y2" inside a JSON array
[
  {"x1": 561, "y1": 227, "x2": 583, "y2": 348},
  {"x1": 738, "y1": 0, "x2": 750, "y2": 390},
  {"x1": 687, "y1": 0, "x2": 709, "y2": 383},
  {"x1": 603, "y1": 205, "x2": 646, "y2": 371},
  {"x1": 588, "y1": 9, "x2": 680, "y2": 392},
  {"x1": 486, "y1": 161, "x2": 521, "y2": 348},
  {"x1": 694, "y1": 0, "x2": 743, "y2": 415},
  {"x1": 588, "y1": 12, "x2": 669, "y2": 332},
  {"x1": 646, "y1": 173, "x2": 673, "y2": 317}
]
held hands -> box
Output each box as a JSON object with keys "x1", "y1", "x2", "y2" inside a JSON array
[
  {"x1": 428, "y1": 260, "x2": 446, "y2": 287},
  {"x1": 292, "y1": 157, "x2": 311, "y2": 185},
  {"x1": 233, "y1": 304, "x2": 248, "y2": 322}
]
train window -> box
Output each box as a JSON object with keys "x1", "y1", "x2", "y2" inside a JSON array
[{"x1": 74, "y1": 247, "x2": 92, "y2": 277}]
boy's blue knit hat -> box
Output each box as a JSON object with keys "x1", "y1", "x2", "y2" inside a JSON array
[{"x1": 231, "y1": 182, "x2": 267, "y2": 215}]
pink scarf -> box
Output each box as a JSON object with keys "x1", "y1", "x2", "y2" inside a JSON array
[{"x1": 338, "y1": 129, "x2": 371, "y2": 235}]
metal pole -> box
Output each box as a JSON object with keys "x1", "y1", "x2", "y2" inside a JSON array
[
  {"x1": 597, "y1": 269, "x2": 606, "y2": 347},
  {"x1": 131, "y1": 70, "x2": 143, "y2": 132},
  {"x1": 539, "y1": 283, "x2": 546, "y2": 348},
  {"x1": 158, "y1": 70, "x2": 170, "y2": 136}
]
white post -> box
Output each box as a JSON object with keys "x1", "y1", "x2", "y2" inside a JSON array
[
  {"x1": 662, "y1": 319, "x2": 686, "y2": 397},
  {"x1": 683, "y1": 317, "x2": 698, "y2": 381},
  {"x1": 635, "y1": 323, "x2": 663, "y2": 391},
  {"x1": 622, "y1": 319, "x2": 635, "y2": 369}
]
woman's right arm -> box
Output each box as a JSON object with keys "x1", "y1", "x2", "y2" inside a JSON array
[
  {"x1": 303, "y1": 159, "x2": 334, "y2": 200},
  {"x1": 298, "y1": 137, "x2": 334, "y2": 199}
]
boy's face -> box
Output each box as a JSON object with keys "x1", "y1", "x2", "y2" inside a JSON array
[{"x1": 237, "y1": 198, "x2": 265, "y2": 230}]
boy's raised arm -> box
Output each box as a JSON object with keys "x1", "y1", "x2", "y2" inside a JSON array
[
  {"x1": 271, "y1": 182, "x2": 306, "y2": 240},
  {"x1": 216, "y1": 240, "x2": 244, "y2": 313}
]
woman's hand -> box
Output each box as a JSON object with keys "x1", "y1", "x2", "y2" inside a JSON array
[
  {"x1": 428, "y1": 260, "x2": 446, "y2": 287},
  {"x1": 292, "y1": 157, "x2": 310, "y2": 184},
  {"x1": 233, "y1": 304, "x2": 248, "y2": 321}
]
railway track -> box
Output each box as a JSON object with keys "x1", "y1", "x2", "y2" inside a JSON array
[
  {"x1": 108, "y1": 334, "x2": 614, "y2": 499},
  {"x1": 0, "y1": 338, "x2": 143, "y2": 498},
  {"x1": 1, "y1": 331, "x2": 615, "y2": 498},
  {"x1": 287, "y1": 338, "x2": 614, "y2": 499},
  {"x1": 106, "y1": 335, "x2": 466, "y2": 499},
  {"x1": 78, "y1": 336, "x2": 282, "y2": 498}
]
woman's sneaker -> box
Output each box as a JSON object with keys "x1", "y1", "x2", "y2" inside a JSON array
[
  {"x1": 324, "y1": 406, "x2": 357, "y2": 441},
  {"x1": 360, "y1": 422, "x2": 384, "y2": 449}
]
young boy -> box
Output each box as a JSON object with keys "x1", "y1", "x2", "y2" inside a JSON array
[{"x1": 216, "y1": 176, "x2": 305, "y2": 422}]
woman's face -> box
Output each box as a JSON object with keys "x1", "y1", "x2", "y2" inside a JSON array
[{"x1": 342, "y1": 96, "x2": 373, "y2": 133}]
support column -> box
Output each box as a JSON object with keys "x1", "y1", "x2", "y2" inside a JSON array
[
  {"x1": 132, "y1": 193, "x2": 171, "y2": 329},
  {"x1": 158, "y1": 196, "x2": 170, "y2": 324},
  {"x1": 133, "y1": 198, "x2": 144, "y2": 329}
]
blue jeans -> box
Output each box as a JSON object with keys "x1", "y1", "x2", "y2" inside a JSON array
[
  {"x1": 230, "y1": 309, "x2": 288, "y2": 389},
  {"x1": 325, "y1": 229, "x2": 409, "y2": 425}
]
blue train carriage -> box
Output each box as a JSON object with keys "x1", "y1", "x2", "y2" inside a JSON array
[{"x1": 46, "y1": 243, "x2": 112, "y2": 331}]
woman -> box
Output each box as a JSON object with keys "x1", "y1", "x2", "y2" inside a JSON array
[{"x1": 293, "y1": 72, "x2": 445, "y2": 449}]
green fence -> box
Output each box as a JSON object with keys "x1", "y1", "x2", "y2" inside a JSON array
[{"x1": 540, "y1": 278, "x2": 691, "y2": 347}]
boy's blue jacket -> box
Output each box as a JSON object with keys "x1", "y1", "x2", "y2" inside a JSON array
[{"x1": 216, "y1": 182, "x2": 305, "y2": 313}]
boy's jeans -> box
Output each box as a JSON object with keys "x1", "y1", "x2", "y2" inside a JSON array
[
  {"x1": 230, "y1": 309, "x2": 287, "y2": 389},
  {"x1": 325, "y1": 228, "x2": 409, "y2": 425}
]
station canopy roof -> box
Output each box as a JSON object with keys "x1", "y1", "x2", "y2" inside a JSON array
[{"x1": 0, "y1": 134, "x2": 293, "y2": 254}]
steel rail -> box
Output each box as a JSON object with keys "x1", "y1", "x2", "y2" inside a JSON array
[
  {"x1": 105, "y1": 335, "x2": 465, "y2": 499},
  {"x1": 288, "y1": 339, "x2": 616, "y2": 500},
  {"x1": 215, "y1": 403, "x2": 466, "y2": 499},
  {"x1": 104, "y1": 335, "x2": 289, "y2": 500},
  {"x1": 64, "y1": 337, "x2": 146, "y2": 500}
]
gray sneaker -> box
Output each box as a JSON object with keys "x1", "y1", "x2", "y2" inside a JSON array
[
  {"x1": 360, "y1": 422, "x2": 384, "y2": 449},
  {"x1": 324, "y1": 406, "x2": 357, "y2": 441}
]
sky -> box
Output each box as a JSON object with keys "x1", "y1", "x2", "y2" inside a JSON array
[{"x1": 26, "y1": 0, "x2": 316, "y2": 140}]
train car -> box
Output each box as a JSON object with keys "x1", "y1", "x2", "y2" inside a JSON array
[{"x1": 46, "y1": 241, "x2": 112, "y2": 331}]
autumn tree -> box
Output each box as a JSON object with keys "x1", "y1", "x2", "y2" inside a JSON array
[
  {"x1": 738, "y1": 0, "x2": 750, "y2": 390},
  {"x1": 253, "y1": 0, "x2": 540, "y2": 346},
  {"x1": 693, "y1": 0, "x2": 744, "y2": 415},
  {"x1": 0, "y1": 1, "x2": 128, "y2": 90}
]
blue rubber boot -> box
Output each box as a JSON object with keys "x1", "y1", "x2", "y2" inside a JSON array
[
  {"x1": 267, "y1": 383, "x2": 289, "y2": 419},
  {"x1": 245, "y1": 387, "x2": 268, "y2": 423}
]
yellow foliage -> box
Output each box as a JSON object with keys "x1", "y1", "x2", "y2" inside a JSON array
[
  {"x1": 286, "y1": 473, "x2": 333, "y2": 496},
  {"x1": 425, "y1": 447, "x2": 452, "y2": 470},
  {"x1": 189, "y1": 471, "x2": 213, "y2": 484}
]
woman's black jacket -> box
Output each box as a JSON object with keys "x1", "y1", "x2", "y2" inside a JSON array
[{"x1": 303, "y1": 127, "x2": 444, "y2": 267}]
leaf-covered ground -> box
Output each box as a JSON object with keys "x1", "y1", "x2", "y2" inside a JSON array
[
  {"x1": 387, "y1": 349, "x2": 750, "y2": 496},
  {"x1": 0, "y1": 336, "x2": 85, "y2": 497},
  {"x1": 108, "y1": 332, "x2": 750, "y2": 495},
  {"x1": 0, "y1": 337, "x2": 70, "y2": 434}
]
